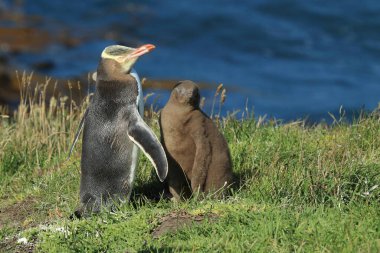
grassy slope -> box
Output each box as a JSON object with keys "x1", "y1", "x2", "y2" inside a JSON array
[{"x1": 0, "y1": 81, "x2": 379, "y2": 252}]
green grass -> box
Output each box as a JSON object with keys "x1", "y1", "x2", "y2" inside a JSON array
[{"x1": 0, "y1": 79, "x2": 379, "y2": 252}]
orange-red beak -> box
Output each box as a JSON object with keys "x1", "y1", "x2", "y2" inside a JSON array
[{"x1": 128, "y1": 44, "x2": 156, "y2": 59}]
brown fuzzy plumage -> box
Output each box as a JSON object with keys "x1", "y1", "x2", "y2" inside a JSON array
[{"x1": 160, "y1": 80, "x2": 233, "y2": 200}]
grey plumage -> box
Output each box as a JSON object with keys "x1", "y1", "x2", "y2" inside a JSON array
[{"x1": 71, "y1": 45, "x2": 167, "y2": 217}]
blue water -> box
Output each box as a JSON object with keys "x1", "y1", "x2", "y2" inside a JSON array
[{"x1": 2, "y1": 0, "x2": 380, "y2": 121}]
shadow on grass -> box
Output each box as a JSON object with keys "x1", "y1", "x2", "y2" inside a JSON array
[
  {"x1": 232, "y1": 166, "x2": 260, "y2": 191},
  {"x1": 130, "y1": 166, "x2": 261, "y2": 206},
  {"x1": 130, "y1": 173, "x2": 169, "y2": 208}
]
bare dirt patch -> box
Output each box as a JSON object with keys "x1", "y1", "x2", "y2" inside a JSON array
[
  {"x1": 0, "y1": 197, "x2": 39, "y2": 252},
  {"x1": 152, "y1": 211, "x2": 218, "y2": 238},
  {"x1": 0, "y1": 236, "x2": 36, "y2": 253},
  {"x1": 0, "y1": 197, "x2": 39, "y2": 230}
]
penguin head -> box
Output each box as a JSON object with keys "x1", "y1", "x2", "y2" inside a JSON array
[
  {"x1": 97, "y1": 44, "x2": 155, "y2": 80},
  {"x1": 171, "y1": 80, "x2": 200, "y2": 108}
]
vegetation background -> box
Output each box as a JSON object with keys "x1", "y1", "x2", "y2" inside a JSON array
[{"x1": 0, "y1": 79, "x2": 379, "y2": 252}]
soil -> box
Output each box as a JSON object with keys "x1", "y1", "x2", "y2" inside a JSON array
[
  {"x1": 0, "y1": 197, "x2": 39, "y2": 252},
  {"x1": 151, "y1": 211, "x2": 218, "y2": 239},
  {"x1": 0, "y1": 236, "x2": 35, "y2": 253},
  {"x1": 0, "y1": 197, "x2": 38, "y2": 230}
]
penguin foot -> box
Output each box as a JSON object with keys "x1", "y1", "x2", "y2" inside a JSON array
[{"x1": 69, "y1": 209, "x2": 83, "y2": 220}]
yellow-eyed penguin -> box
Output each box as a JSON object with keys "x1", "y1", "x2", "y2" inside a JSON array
[{"x1": 69, "y1": 44, "x2": 168, "y2": 217}]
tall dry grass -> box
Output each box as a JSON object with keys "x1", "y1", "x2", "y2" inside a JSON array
[{"x1": 0, "y1": 73, "x2": 88, "y2": 195}]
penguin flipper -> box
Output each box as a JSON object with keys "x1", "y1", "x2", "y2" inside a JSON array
[
  {"x1": 127, "y1": 108, "x2": 168, "y2": 182},
  {"x1": 67, "y1": 108, "x2": 88, "y2": 160}
]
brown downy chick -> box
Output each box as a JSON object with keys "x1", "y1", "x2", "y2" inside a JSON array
[{"x1": 160, "y1": 80, "x2": 233, "y2": 200}]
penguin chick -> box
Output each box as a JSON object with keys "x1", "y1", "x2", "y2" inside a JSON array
[{"x1": 160, "y1": 80, "x2": 233, "y2": 200}]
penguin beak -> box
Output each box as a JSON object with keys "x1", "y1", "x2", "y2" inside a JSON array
[
  {"x1": 116, "y1": 44, "x2": 155, "y2": 73},
  {"x1": 128, "y1": 44, "x2": 156, "y2": 59}
]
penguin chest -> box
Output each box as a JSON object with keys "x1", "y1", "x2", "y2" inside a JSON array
[
  {"x1": 82, "y1": 115, "x2": 134, "y2": 175},
  {"x1": 161, "y1": 115, "x2": 195, "y2": 174}
]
